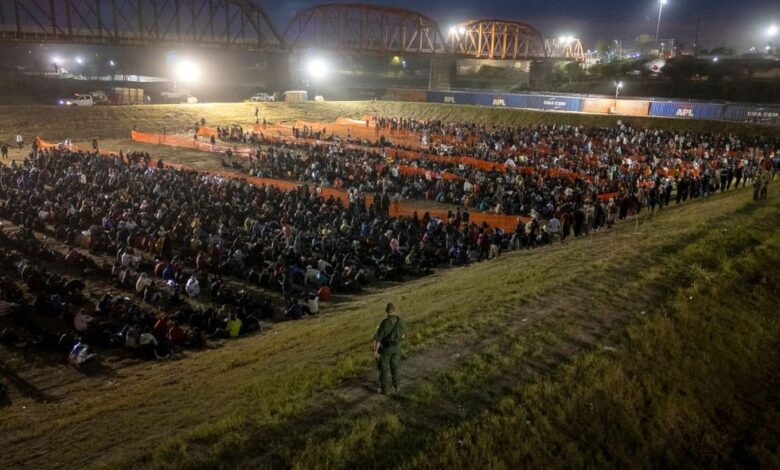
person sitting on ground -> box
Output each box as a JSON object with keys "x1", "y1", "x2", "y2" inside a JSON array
[
  {"x1": 226, "y1": 313, "x2": 242, "y2": 338},
  {"x1": 138, "y1": 328, "x2": 158, "y2": 360},
  {"x1": 68, "y1": 338, "x2": 98, "y2": 367},
  {"x1": 73, "y1": 308, "x2": 93, "y2": 334}
]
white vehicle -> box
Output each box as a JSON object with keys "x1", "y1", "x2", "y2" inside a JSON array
[
  {"x1": 247, "y1": 93, "x2": 275, "y2": 102},
  {"x1": 58, "y1": 94, "x2": 95, "y2": 106}
]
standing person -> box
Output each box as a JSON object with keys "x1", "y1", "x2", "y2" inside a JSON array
[
  {"x1": 373, "y1": 303, "x2": 406, "y2": 394},
  {"x1": 760, "y1": 171, "x2": 770, "y2": 201},
  {"x1": 15, "y1": 133, "x2": 23, "y2": 150},
  {"x1": 0, "y1": 144, "x2": 7, "y2": 159}
]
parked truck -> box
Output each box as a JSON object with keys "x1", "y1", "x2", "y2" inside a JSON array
[{"x1": 57, "y1": 88, "x2": 146, "y2": 106}]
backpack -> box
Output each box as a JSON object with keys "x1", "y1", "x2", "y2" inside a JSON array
[{"x1": 380, "y1": 316, "x2": 402, "y2": 348}]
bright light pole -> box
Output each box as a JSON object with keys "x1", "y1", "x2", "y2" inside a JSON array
[
  {"x1": 656, "y1": 0, "x2": 668, "y2": 49},
  {"x1": 306, "y1": 57, "x2": 329, "y2": 97},
  {"x1": 768, "y1": 24, "x2": 778, "y2": 55},
  {"x1": 174, "y1": 59, "x2": 202, "y2": 85},
  {"x1": 615, "y1": 81, "x2": 624, "y2": 100}
]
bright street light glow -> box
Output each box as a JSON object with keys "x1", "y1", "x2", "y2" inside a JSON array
[
  {"x1": 52, "y1": 56, "x2": 61, "y2": 63},
  {"x1": 559, "y1": 35, "x2": 574, "y2": 44},
  {"x1": 458, "y1": 26, "x2": 466, "y2": 35},
  {"x1": 75, "y1": 57, "x2": 83, "y2": 64},
  {"x1": 768, "y1": 25, "x2": 778, "y2": 36},
  {"x1": 659, "y1": 0, "x2": 668, "y2": 5},
  {"x1": 616, "y1": 81, "x2": 624, "y2": 88},
  {"x1": 306, "y1": 58, "x2": 329, "y2": 81},
  {"x1": 174, "y1": 59, "x2": 202, "y2": 84},
  {"x1": 712, "y1": 57, "x2": 719, "y2": 62},
  {"x1": 109, "y1": 60, "x2": 115, "y2": 67},
  {"x1": 448, "y1": 26, "x2": 457, "y2": 35}
]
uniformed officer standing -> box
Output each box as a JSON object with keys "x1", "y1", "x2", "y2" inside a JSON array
[{"x1": 373, "y1": 303, "x2": 406, "y2": 394}]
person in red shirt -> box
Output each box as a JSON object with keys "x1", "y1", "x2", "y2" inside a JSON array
[
  {"x1": 167, "y1": 322, "x2": 186, "y2": 347},
  {"x1": 153, "y1": 316, "x2": 170, "y2": 338}
]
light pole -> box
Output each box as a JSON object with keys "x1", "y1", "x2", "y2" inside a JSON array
[
  {"x1": 656, "y1": 0, "x2": 668, "y2": 50},
  {"x1": 614, "y1": 81, "x2": 624, "y2": 111},
  {"x1": 768, "y1": 24, "x2": 778, "y2": 55}
]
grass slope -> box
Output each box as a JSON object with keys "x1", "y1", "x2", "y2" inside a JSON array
[
  {"x1": 0, "y1": 101, "x2": 776, "y2": 146},
  {"x1": 1, "y1": 183, "x2": 778, "y2": 469}
]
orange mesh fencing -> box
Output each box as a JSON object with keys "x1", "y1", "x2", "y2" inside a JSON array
[
  {"x1": 131, "y1": 130, "x2": 254, "y2": 157},
  {"x1": 197, "y1": 126, "x2": 218, "y2": 138}
]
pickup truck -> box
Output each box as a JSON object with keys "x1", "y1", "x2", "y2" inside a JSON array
[
  {"x1": 247, "y1": 93, "x2": 275, "y2": 102},
  {"x1": 58, "y1": 94, "x2": 95, "y2": 106}
]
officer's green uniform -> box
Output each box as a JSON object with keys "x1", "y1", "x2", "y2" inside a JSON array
[{"x1": 374, "y1": 314, "x2": 405, "y2": 393}]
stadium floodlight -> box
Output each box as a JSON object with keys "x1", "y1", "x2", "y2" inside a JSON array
[
  {"x1": 458, "y1": 26, "x2": 466, "y2": 35},
  {"x1": 448, "y1": 26, "x2": 457, "y2": 35},
  {"x1": 306, "y1": 57, "x2": 329, "y2": 81},
  {"x1": 174, "y1": 59, "x2": 202, "y2": 84},
  {"x1": 75, "y1": 57, "x2": 84, "y2": 64},
  {"x1": 656, "y1": 0, "x2": 668, "y2": 48},
  {"x1": 768, "y1": 25, "x2": 778, "y2": 37}
]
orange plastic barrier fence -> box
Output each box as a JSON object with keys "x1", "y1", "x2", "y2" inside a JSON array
[
  {"x1": 335, "y1": 117, "x2": 373, "y2": 127},
  {"x1": 132, "y1": 131, "x2": 467, "y2": 182},
  {"x1": 131, "y1": 130, "x2": 254, "y2": 157},
  {"x1": 197, "y1": 126, "x2": 218, "y2": 138},
  {"x1": 389, "y1": 202, "x2": 527, "y2": 231},
  {"x1": 36, "y1": 137, "x2": 80, "y2": 151}
]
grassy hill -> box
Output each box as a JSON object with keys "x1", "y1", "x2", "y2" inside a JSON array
[
  {"x1": 0, "y1": 101, "x2": 777, "y2": 147},
  {"x1": 1, "y1": 180, "x2": 778, "y2": 468}
]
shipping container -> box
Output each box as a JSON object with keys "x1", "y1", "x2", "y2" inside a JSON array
[
  {"x1": 615, "y1": 99, "x2": 650, "y2": 116},
  {"x1": 504, "y1": 94, "x2": 529, "y2": 109},
  {"x1": 109, "y1": 87, "x2": 145, "y2": 105},
  {"x1": 723, "y1": 104, "x2": 780, "y2": 124},
  {"x1": 582, "y1": 98, "x2": 614, "y2": 114},
  {"x1": 471, "y1": 92, "x2": 509, "y2": 107},
  {"x1": 426, "y1": 91, "x2": 474, "y2": 106},
  {"x1": 523, "y1": 95, "x2": 584, "y2": 112},
  {"x1": 386, "y1": 88, "x2": 427, "y2": 102},
  {"x1": 649, "y1": 102, "x2": 725, "y2": 120},
  {"x1": 284, "y1": 90, "x2": 308, "y2": 102}
]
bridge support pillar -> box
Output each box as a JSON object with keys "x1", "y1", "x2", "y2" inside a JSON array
[
  {"x1": 428, "y1": 57, "x2": 456, "y2": 90},
  {"x1": 266, "y1": 53, "x2": 292, "y2": 92}
]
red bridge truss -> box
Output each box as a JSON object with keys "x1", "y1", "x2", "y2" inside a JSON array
[
  {"x1": 283, "y1": 3, "x2": 446, "y2": 55},
  {"x1": 445, "y1": 19, "x2": 548, "y2": 60},
  {"x1": 0, "y1": 1, "x2": 584, "y2": 60}
]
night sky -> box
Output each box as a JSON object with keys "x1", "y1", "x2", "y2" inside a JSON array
[{"x1": 265, "y1": 0, "x2": 779, "y2": 50}]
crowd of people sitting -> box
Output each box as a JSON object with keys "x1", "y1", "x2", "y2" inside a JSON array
[
  {"x1": 1, "y1": 114, "x2": 778, "y2": 371},
  {"x1": 222, "y1": 118, "x2": 779, "y2": 220},
  {"x1": 0, "y1": 146, "x2": 531, "y2": 367}
]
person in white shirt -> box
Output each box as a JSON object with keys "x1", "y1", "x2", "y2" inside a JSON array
[
  {"x1": 73, "y1": 309, "x2": 93, "y2": 333},
  {"x1": 135, "y1": 272, "x2": 152, "y2": 294},
  {"x1": 15, "y1": 133, "x2": 23, "y2": 149},
  {"x1": 547, "y1": 216, "x2": 562, "y2": 243},
  {"x1": 185, "y1": 275, "x2": 200, "y2": 297}
]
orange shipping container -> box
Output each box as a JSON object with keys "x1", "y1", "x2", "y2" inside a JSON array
[
  {"x1": 582, "y1": 98, "x2": 614, "y2": 114},
  {"x1": 615, "y1": 99, "x2": 650, "y2": 116}
]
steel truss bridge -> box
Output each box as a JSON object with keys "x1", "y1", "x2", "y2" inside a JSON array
[{"x1": 0, "y1": 1, "x2": 585, "y2": 60}]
